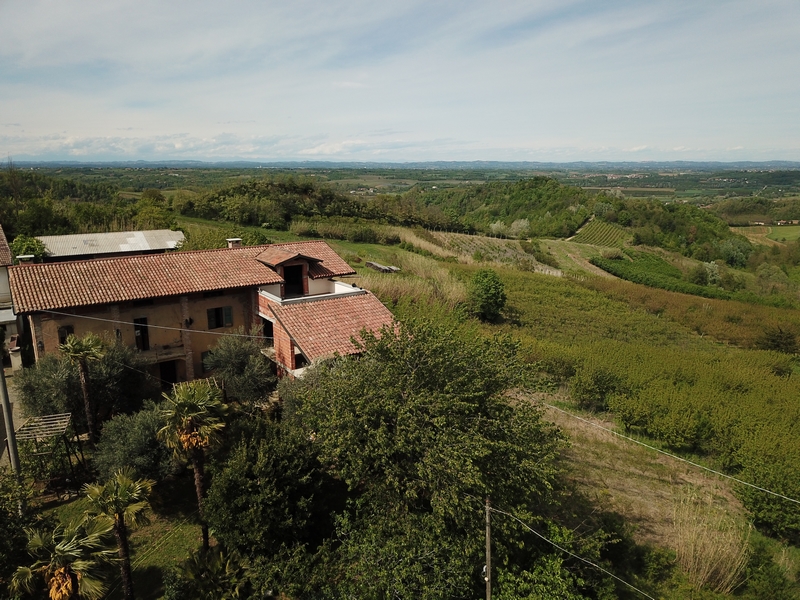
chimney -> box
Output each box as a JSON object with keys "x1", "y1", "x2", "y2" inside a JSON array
[
  {"x1": 16, "y1": 255, "x2": 35, "y2": 264},
  {"x1": 226, "y1": 238, "x2": 242, "y2": 249}
]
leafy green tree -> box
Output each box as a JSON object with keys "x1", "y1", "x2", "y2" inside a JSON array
[
  {"x1": 468, "y1": 268, "x2": 507, "y2": 322},
  {"x1": 202, "y1": 329, "x2": 276, "y2": 405},
  {"x1": 9, "y1": 234, "x2": 47, "y2": 263},
  {"x1": 15, "y1": 341, "x2": 157, "y2": 434},
  {"x1": 60, "y1": 334, "x2": 105, "y2": 445},
  {"x1": 280, "y1": 319, "x2": 570, "y2": 598},
  {"x1": 205, "y1": 418, "x2": 341, "y2": 560},
  {"x1": 94, "y1": 404, "x2": 179, "y2": 482},
  {"x1": 83, "y1": 468, "x2": 154, "y2": 600},
  {"x1": 571, "y1": 365, "x2": 626, "y2": 412},
  {"x1": 10, "y1": 517, "x2": 115, "y2": 600},
  {"x1": 158, "y1": 381, "x2": 228, "y2": 551}
]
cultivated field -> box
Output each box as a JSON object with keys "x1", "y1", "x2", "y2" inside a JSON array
[{"x1": 569, "y1": 219, "x2": 631, "y2": 247}]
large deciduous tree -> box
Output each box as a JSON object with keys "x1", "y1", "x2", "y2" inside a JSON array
[
  {"x1": 278, "y1": 319, "x2": 567, "y2": 598},
  {"x1": 158, "y1": 380, "x2": 227, "y2": 551},
  {"x1": 83, "y1": 468, "x2": 154, "y2": 600}
]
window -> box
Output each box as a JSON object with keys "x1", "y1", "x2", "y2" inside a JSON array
[
  {"x1": 58, "y1": 325, "x2": 74, "y2": 345},
  {"x1": 207, "y1": 306, "x2": 233, "y2": 329}
]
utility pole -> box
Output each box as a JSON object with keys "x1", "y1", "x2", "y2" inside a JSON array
[
  {"x1": 485, "y1": 496, "x2": 491, "y2": 600},
  {"x1": 0, "y1": 365, "x2": 23, "y2": 516},
  {"x1": 0, "y1": 367, "x2": 20, "y2": 476}
]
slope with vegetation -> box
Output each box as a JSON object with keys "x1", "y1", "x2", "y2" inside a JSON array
[{"x1": 5, "y1": 165, "x2": 800, "y2": 598}]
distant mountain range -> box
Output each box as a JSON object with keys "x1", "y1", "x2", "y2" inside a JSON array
[{"x1": 13, "y1": 160, "x2": 800, "y2": 171}]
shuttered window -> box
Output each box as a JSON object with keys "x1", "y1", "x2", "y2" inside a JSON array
[{"x1": 207, "y1": 306, "x2": 233, "y2": 329}]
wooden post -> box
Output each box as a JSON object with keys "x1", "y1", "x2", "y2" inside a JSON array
[{"x1": 486, "y1": 496, "x2": 491, "y2": 600}]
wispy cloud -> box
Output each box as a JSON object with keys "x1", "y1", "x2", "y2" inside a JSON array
[{"x1": 1, "y1": 0, "x2": 799, "y2": 161}]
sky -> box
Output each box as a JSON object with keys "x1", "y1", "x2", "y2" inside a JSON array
[{"x1": 1, "y1": 0, "x2": 799, "y2": 163}]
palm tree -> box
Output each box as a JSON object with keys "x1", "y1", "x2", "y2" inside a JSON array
[
  {"x1": 60, "y1": 333, "x2": 105, "y2": 445},
  {"x1": 158, "y1": 380, "x2": 227, "y2": 550},
  {"x1": 10, "y1": 516, "x2": 115, "y2": 600},
  {"x1": 83, "y1": 468, "x2": 154, "y2": 600}
]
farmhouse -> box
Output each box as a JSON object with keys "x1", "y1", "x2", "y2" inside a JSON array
[{"x1": 9, "y1": 240, "x2": 393, "y2": 383}]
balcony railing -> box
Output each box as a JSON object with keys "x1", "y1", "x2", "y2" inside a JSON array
[{"x1": 259, "y1": 280, "x2": 366, "y2": 306}]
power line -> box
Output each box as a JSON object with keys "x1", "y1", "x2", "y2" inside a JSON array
[
  {"x1": 489, "y1": 505, "x2": 656, "y2": 600},
  {"x1": 41, "y1": 309, "x2": 271, "y2": 340},
  {"x1": 542, "y1": 402, "x2": 800, "y2": 506}
]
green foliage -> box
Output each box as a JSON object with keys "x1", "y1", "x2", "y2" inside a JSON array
[
  {"x1": 177, "y1": 225, "x2": 271, "y2": 251},
  {"x1": 739, "y1": 538, "x2": 798, "y2": 600},
  {"x1": 94, "y1": 404, "x2": 180, "y2": 482},
  {"x1": 468, "y1": 268, "x2": 507, "y2": 322},
  {"x1": 591, "y1": 250, "x2": 735, "y2": 301},
  {"x1": 497, "y1": 266, "x2": 800, "y2": 539},
  {"x1": 10, "y1": 516, "x2": 116, "y2": 600},
  {"x1": 519, "y1": 239, "x2": 560, "y2": 268},
  {"x1": 205, "y1": 418, "x2": 341, "y2": 560},
  {"x1": 618, "y1": 198, "x2": 747, "y2": 259},
  {"x1": 158, "y1": 381, "x2": 228, "y2": 459},
  {"x1": 9, "y1": 234, "x2": 47, "y2": 263},
  {"x1": 755, "y1": 326, "x2": 798, "y2": 354},
  {"x1": 163, "y1": 547, "x2": 254, "y2": 600},
  {"x1": 14, "y1": 342, "x2": 157, "y2": 435},
  {"x1": 275, "y1": 319, "x2": 589, "y2": 598},
  {"x1": 202, "y1": 329, "x2": 276, "y2": 405},
  {"x1": 571, "y1": 365, "x2": 625, "y2": 412},
  {"x1": 406, "y1": 177, "x2": 591, "y2": 236},
  {"x1": 0, "y1": 469, "x2": 34, "y2": 591}
]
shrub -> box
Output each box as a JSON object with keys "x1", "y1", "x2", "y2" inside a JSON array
[
  {"x1": 346, "y1": 226, "x2": 378, "y2": 244},
  {"x1": 468, "y1": 269, "x2": 507, "y2": 322},
  {"x1": 94, "y1": 404, "x2": 180, "y2": 482},
  {"x1": 202, "y1": 329, "x2": 277, "y2": 405},
  {"x1": 571, "y1": 366, "x2": 624, "y2": 411},
  {"x1": 755, "y1": 326, "x2": 798, "y2": 354}
]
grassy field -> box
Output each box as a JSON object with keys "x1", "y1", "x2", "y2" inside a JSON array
[
  {"x1": 768, "y1": 224, "x2": 800, "y2": 242},
  {"x1": 47, "y1": 474, "x2": 202, "y2": 600}
]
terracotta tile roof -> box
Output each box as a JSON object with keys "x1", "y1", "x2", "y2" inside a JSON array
[
  {"x1": 255, "y1": 247, "x2": 320, "y2": 268},
  {"x1": 0, "y1": 226, "x2": 11, "y2": 267},
  {"x1": 271, "y1": 292, "x2": 394, "y2": 362},
  {"x1": 270, "y1": 241, "x2": 355, "y2": 279},
  {"x1": 9, "y1": 240, "x2": 354, "y2": 313}
]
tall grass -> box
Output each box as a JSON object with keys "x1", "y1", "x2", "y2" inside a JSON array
[
  {"x1": 356, "y1": 252, "x2": 466, "y2": 309},
  {"x1": 673, "y1": 489, "x2": 750, "y2": 594}
]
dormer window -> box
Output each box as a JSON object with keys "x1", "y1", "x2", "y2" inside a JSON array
[{"x1": 283, "y1": 264, "x2": 304, "y2": 297}]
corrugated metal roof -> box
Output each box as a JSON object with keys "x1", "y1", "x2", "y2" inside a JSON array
[{"x1": 38, "y1": 229, "x2": 185, "y2": 257}]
